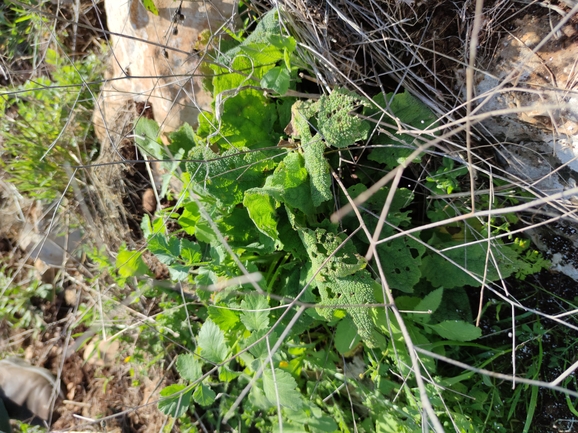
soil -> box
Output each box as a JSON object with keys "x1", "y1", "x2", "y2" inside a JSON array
[{"x1": 0, "y1": 276, "x2": 176, "y2": 432}]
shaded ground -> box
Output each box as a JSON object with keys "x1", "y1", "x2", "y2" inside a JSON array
[{"x1": 0, "y1": 260, "x2": 175, "y2": 432}]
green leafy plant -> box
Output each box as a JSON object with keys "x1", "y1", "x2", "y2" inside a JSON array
[
  {"x1": 140, "y1": 0, "x2": 158, "y2": 16},
  {"x1": 0, "y1": 267, "x2": 52, "y2": 330},
  {"x1": 122, "y1": 9, "x2": 551, "y2": 432},
  {"x1": 426, "y1": 157, "x2": 469, "y2": 195},
  {"x1": 0, "y1": 0, "x2": 47, "y2": 69},
  {"x1": 0, "y1": 47, "x2": 102, "y2": 199}
]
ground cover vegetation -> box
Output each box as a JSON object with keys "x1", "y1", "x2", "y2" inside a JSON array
[
  {"x1": 0, "y1": 0, "x2": 103, "y2": 200},
  {"x1": 122, "y1": 8, "x2": 558, "y2": 432},
  {"x1": 2, "y1": 0, "x2": 578, "y2": 432}
]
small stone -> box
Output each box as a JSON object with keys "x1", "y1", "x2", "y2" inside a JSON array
[
  {"x1": 142, "y1": 188, "x2": 157, "y2": 213},
  {"x1": 64, "y1": 288, "x2": 77, "y2": 306}
]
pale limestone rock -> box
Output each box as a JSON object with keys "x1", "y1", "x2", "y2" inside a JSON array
[
  {"x1": 83, "y1": 338, "x2": 120, "y2": 367},
  {"x1": 474, "y1": 13, "x2": 578, "y2": 171},
  {"x1": 472, "y1": 11, "x2": 578, "y2": 281},
  {"x1": 94, "y1": 0, "x2": 237, "y2": 144}
]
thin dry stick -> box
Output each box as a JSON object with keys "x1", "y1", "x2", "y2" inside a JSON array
[
  {"x1": 415, "y1": 346, "x2": 578, "y2": 399},
  {"x1": 465, "y1": 0, "x2": 485, "y2": 213},
  {"x1": 370, "y1": 245, "x2": 445, "y2": 433},
  {"x1": 365, "y1": 165, "x2": 404, "y2": 262},
  {"x1": 550, "y1": 358, "x2": 578, "y2": 387},
  {"x1": 375, "y1": 186, "x2": 578, "y2": 246},
  {"x1": 475, "y1": 176, "x2": 494, "y2": 328}
]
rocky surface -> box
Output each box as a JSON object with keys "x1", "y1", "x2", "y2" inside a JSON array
[
  {"x1": 473, "y1": 10, "x2": 578, "y2": 282},
  {"x1": 93, "y1": 0, "x2": 237, "y2": 144},
  {"x1": 475, "y1": 11, "x2": 578, "y2": 171}
]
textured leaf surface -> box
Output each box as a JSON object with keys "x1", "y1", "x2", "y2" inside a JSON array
[
  {"x1": 302, "y1": 138, "x2": 332, "y2": 207},
  {"x1": 317, "y1": 88, "x2": 370, "y2": 148},
  {"x1": 290, "y1": 100, "x2": 332, "y2": 207},
  {"x1": 240, "y1": 294, "x2": 270, "y2": 331},
  {"x1": 263, "y1": 368, "x2": 302, "y2": 410},
  {"x1": 187, "y1": 147, "x2": 278, "y2": 208},
  {"x1": 299, "y1": 226, "x2": 378, "y2": 345},
  {"x1": 198, "y1": 319, "x2": 228, "y2": 363},
  {"x1": 176, "y1": 354, "x2": 202, "y2": 382}
]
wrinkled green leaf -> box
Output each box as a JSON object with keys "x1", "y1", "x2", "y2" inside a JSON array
[
  {"x1": 198, "y1": 319, "x2": 228, "y2": 363},
  {"x1": 187, "y1": 147, "x2": 278, "y2": 208},
  {"x1": 303, "y1": 138, "x2": 332, "y2": 207},
  {"x1": 263, "y1": 368, "x2": 302, "y2": 410},
  {"x1": 176, "y1": 354, "x2": 202, "y2": 382},
  {"x1": 317, "y1": 88, "x2": 370, "y2": 148},
  {"x1": 240, "y1": 294, "x2": 270, "y2": 331}
]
